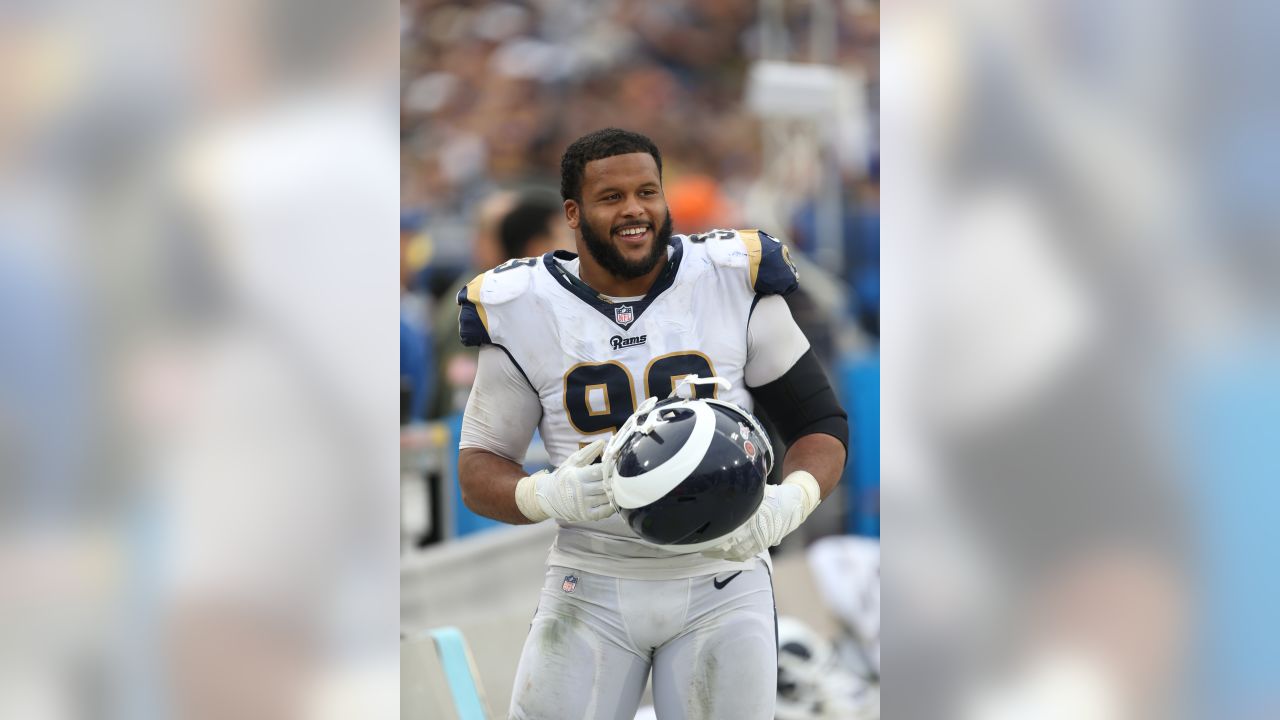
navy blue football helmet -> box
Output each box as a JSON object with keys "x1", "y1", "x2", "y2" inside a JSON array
[{"x1": 602, "y1": 378, "x2": 774, "y2": 551}]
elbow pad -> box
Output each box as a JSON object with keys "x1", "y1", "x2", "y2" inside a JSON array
[{"x1": 749, "y1": 349, "x2": 849, "y2": 450}]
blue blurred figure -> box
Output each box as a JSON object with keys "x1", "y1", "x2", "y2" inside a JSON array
[
  {"x1": 401, "y1": 210, "x2": 434, "y2": 424},
  {"x1": 791, "y1": 156, "x2": 880, "y2": 340}
]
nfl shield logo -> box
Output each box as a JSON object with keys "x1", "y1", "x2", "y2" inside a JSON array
[
  {"x1": 614, "y1": 305, "x2": 634, "y2": 326},
  {"x1": 561, "y1": 575, "x2": 578, "y2": 593},
  {"x1": 743, "y1": 440, "x2": 757, "y2": 460}
]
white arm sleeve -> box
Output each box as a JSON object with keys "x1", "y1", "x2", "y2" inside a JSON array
[
  {"x1": 458, "y1": 345, "x2": 543, "y2": 464},
  {"x1": 745, "y1": 294, "x2": 811, "y2": 388}
]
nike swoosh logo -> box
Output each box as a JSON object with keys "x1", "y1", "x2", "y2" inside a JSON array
[{"x1": 713, "y1": 571, "x2": 743, "y2": 590}]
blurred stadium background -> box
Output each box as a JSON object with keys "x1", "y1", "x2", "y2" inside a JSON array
[{"x1": 398, "y1": 0, "x2": 881, "y2": 717}]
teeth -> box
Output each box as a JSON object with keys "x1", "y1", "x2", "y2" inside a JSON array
[{"x1": 619, "y1": 227, "x2": 646, "y2": 237}]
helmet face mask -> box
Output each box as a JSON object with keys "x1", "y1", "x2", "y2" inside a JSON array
[{"x1": 602, "y1": 395, "x2": 774, "y2": 551}]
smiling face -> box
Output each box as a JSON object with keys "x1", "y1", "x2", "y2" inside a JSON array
[{"x1": 565, "y1": 152, "x2": 673, "y2": 292}]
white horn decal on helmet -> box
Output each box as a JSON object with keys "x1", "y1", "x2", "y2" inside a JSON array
[{"x1": 608, "y1": 400, "x2": 717, "y2": 510}]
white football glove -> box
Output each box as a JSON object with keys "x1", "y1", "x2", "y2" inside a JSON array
[
  {"x1": 514, "y1": 439, "x2": 615, "y2": 523},
  {"x1": 701, "y1": 471, "x2": 822, "y2": 562}
]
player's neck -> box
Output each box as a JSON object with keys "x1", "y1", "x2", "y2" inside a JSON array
[{"x1": 576, "y1": 256, "x2": 665, "y2": 299}]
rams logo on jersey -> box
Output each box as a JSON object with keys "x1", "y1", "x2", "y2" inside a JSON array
[{"x1": 610, "y1": 335, "x2": 647, "y2": 350}]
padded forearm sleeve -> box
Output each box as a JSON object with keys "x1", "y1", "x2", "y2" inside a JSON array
[{"x1": 748, "y1": 349, "x2": 849, "y2": 450}]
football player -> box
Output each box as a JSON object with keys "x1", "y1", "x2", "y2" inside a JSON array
[{"x1": 456, "y1": 128, "x2": 849, "y2": 719}]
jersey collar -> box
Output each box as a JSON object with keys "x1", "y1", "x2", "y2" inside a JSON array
[{"x1": 543, "y1": 237, "x2": 684, "y2": 331}]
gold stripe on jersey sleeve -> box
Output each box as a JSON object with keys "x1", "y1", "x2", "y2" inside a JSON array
[
  {"x1": 740, "y1": 228, "x2": 763, "y2": 289},
  {"x1": 465, "y1": 273, "x2": 489, "y2": 333}
]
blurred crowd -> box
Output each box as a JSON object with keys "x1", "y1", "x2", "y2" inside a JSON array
[
  {"x1": 401, "y1": 0, "x2": 878, "y2": 240},
  {"x1": 399, "y1": 0, "x2": 881, "y2": 423}
]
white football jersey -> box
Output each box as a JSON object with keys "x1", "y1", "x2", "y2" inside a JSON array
[{"x1": 459, "y1": 228, "x2": 804, "y2": 579}]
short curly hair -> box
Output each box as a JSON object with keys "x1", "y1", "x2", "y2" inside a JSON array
[{"x1": 560, "y1": 128, "x2": 663, "y2": 202}]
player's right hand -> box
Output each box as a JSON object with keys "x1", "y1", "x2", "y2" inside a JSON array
[{"x1": 514, "y1": 439, "x2": 615, "y2": 523}]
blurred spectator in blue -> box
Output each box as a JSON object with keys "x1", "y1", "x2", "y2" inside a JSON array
[
  {"x1": 400, "y1": 318, "x2": 432, "y2": 425},
  {"x1": 400, "y1": 209, "x2": 430, "y2": 292},
  {"x1": 792, "y1": 155, "x2": 880, "y2": 339},
  {"x1": 0, "y1": 243, "x2": 88, "y2": 528},
  {"x1": 401, "y1": 211, "x2": 434, "y2": 423}
]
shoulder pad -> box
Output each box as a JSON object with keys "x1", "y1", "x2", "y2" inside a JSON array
[
  {"x1": 696, "y1": 228, "x2": 799, "y2": 296},
  {"x1": 456, "y1": 256, "x2": 540, "y2": 346}
]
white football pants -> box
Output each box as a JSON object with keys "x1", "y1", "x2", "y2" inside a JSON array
[{"x1": 509, "y1": 559, "x2": 777, "y2": 720}]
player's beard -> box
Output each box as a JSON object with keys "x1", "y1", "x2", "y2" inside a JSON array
[{"x1": 580, "y1": 210, "x2": 673, "y2": 280}]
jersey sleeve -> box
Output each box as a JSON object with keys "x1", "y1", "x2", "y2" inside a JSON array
[
  {"x1": 456, "y1": 257, "x2": 540, "y2": 347},
  {"x1": 458, "y1": 345, "x2": 542, "y2": 464},
  {"x1": 745, "y1": 294, "x2": 811, "y2": 387},
  {"x1": 699, "y1": 228, "x2": 800, "y2": 296},
  {"x1": 749, "y1": 230, "x2": 800, "y2": 296}
]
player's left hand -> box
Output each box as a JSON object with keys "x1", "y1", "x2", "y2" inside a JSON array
[{"x1": 701, "y1": 471, "x2": 822, "y2": 562}]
